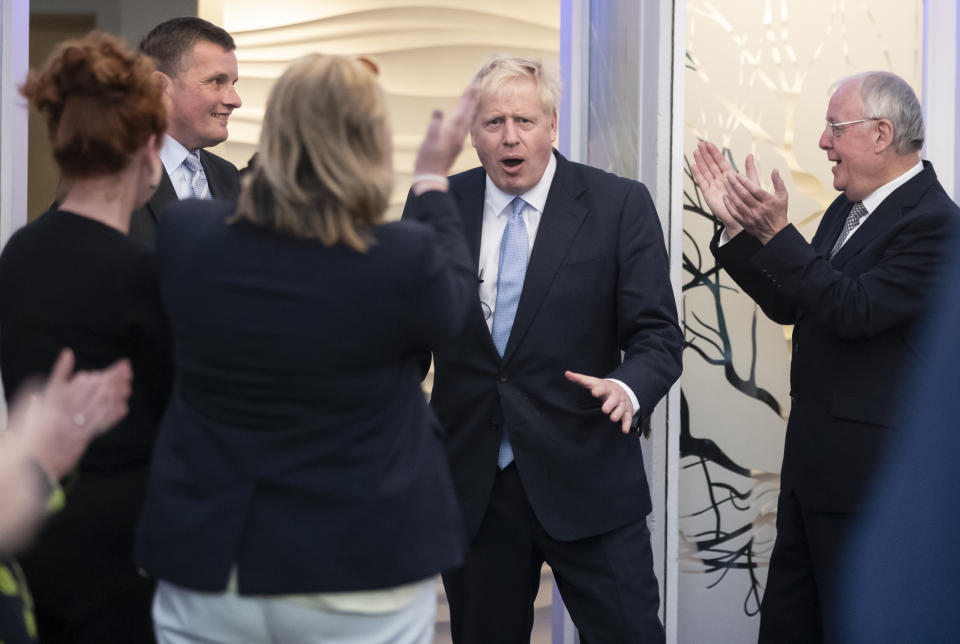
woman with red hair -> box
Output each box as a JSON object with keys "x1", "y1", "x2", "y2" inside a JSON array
[{"x1": 0, "y1": 31, "x2": 173, "y2": 643}]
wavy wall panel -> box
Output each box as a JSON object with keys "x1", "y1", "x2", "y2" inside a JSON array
[{"x1": 205, "y1": 2, "x2": 559, "y2": 220}]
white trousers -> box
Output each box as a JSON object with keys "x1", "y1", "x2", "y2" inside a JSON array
[{"x1": 152, "y1": 579, "x2": 437, "y2": 644}]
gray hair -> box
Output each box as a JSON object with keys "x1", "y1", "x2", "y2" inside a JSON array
[{"x1": 833, "y1": 71, "x2": 924, "y2": 154}]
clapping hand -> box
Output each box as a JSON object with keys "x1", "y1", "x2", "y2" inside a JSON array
[
  {"x1": 15, "y1": 348, "x2": 132, "y2": 480},
  {"x1": 691, "y1": 141, "x2": 743, "y2": 236},
  {"x1": 691, "y1": 141, "x2": 789, "y2": 244},
  {"x1": 722, "y1": 153, "x2": 789, "y2": 244}
]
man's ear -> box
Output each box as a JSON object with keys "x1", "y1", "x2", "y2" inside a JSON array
[
  {"x1": 152, "y1": 70, "x2": 170, "y2": 92},
  {"x1": 154, "y1": 70, "x2": 175, "y2": 114},
  {"x1": 874, "y1": 118, "x2": 894, "y2": 153}
]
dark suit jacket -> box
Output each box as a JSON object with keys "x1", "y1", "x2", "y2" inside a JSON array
[
  {"x1": 135, "y1": 190, "x2": 475, "y2": 593},
  {"x1": 403, "y1": 150, "x2": 683, "y2": 542},
  {"x1": 837, "y1": 245, "x2": 960, "y2": 642},
  {"x1": 712, "y1": 161, "x2": 959, "y2": 512},
  {"x1": 129, "y1": 149, "x2": 240, "y2": 247}
]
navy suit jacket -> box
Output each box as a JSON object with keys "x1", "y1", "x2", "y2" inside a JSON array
[
  {"x1": 712, "y1": 161, "x2": 959, "y2": 512},
  {"x1": 404, "y1": 150, "x2": 683, "y2": 542},
  {"x1": 129, "y1": 148, "x2": 240, "y2": 247},
  {"x1": 135, "y1": 190, "x2": 475, "y2": 593}
]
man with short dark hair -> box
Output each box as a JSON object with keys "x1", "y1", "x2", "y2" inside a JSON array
[
  {"x1": 693, "y1": 70, "x2": 960, "y2": 643},
  {"x1": 131, "y1": 17, "x2": 241, "y2": 247},
  {"x1": 404, "y1": 54, "x2": 681, "y2": 643}
]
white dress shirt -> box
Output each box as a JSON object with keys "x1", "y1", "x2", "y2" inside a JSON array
[
  {"x1": 477, "y1": 154, "x2": 554, "y2": 327},
  {"x1": 846, "y1": 160, "x2": 924, "y2": 245},
  {"x1": 477, "y1": 153, "x2": 640, "y2": 415}
]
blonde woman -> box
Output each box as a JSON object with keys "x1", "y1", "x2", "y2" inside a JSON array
[{"x1": 135, "y1": 54, "x2": 477, "y2": 643}]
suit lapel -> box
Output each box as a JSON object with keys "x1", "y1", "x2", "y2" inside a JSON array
[
  {"x1": 831, "y1": 162, "x2": 936, "y2": 265},
  {"x1": 146, "y1": 168, "x2": 178, "y2": 223},
  {"x1": 502, "y1": 153, "x2": 588, "y2": 363},
  {"x1": 199, "y1": 150, "x2": 226, "y2": 199},
  {"x1": 453, "y1": 169, "x2": 501, "y2": 361},
  {"x1": 816, "y1": 201, "x2": 849, "y2": 259},
  {"x1": 455, "y1": 169, "x2": 485, "y2": 268}
]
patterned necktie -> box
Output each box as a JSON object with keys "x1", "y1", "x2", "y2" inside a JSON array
[
  {"x1": 491, "y1": 196, "x2": 529, "y2": 469},
  {"x1": 183, "y1": 152, "x2": 210, "y2": 200},
  {"x1": 830, "y1": 201, "x2": 867, "y2": 258}
]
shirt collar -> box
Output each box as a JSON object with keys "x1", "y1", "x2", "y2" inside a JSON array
[
  {"x1": 160, "y1": 135, "x2": 193, "y2": 175},
  {"x1": 484, "y1": 151, "x2": 558, "y2": 216},
  {"x1": 860, "y1": 159, "x2": 924, "y2": 214}
]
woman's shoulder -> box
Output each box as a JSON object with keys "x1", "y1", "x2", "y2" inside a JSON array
[
  {"x1": 161, "y1": 198, "x2": 234, "y2": 226},
  {"x1": 4, "y1": 209, "x2": 143, "y2": 261},
  {"x1": 156, "y1": 199, "x2": 235, "y2": 246},
  {"x1": 375, "y1": 219, "x2": 437, "y2": 252}
]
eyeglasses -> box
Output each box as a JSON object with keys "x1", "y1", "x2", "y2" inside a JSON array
[{"x1": 824, "y1": 118, "x2": 879, "y2": 137}]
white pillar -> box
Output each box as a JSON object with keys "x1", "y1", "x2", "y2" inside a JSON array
[
  {"x1": 0, "y1": 0, "x2": 29, "y2": 248},
  {"x1": 923, "y1": 0, "x2": 959, "y2": 200},
  {"x1": 559, "y1": 0, "x2": 589, "y2": 164},
  {"x1": 559, "y1": 1, "x2": 683, "y2": 642}
]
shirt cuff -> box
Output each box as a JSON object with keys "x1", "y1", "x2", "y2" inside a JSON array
[
  {"x1": 718, "y1": 228, "x2": 733, "y2": 247},
  {"x1": 605, "y1": 378, "x2": 639, "y2": 417}
]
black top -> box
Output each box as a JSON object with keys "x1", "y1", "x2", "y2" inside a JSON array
[
  {"x1": 0, "y1": 209, "x2": 173, "y2": 470},
  {"x1": 135, "y1": 191, "x2": 475, "y2": 594}
]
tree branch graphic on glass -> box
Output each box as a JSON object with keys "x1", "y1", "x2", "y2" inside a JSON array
[
  {"x1": 680, "y1": 0, "x2": 923, "y2": 633},
  {"x1": 680, "y1": 150, "x2": 785, "y2": 616}
]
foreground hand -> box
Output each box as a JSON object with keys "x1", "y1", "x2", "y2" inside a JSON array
[
  {"x1": 15, "y1": 349, "x2": 132, "y2": 480},
  {"x1": 412, "y1": 85, "x2": 480, "y2": 195},
  {"x1": 691, "y1": 141, "x2": 743, "y2": 236},
  {"x1": 722, "y1": 154, "x2": 789, "y2": 244},
  {"x1": 0, "y1": 441, "x2": 44, "y2": 550},
  {"x1": 564, "y1": 371, "x2": 635, "y2": 434}
]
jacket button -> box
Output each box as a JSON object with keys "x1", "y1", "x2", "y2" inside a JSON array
[{"x1": 499, "y1": 373, "x2": 508, "y2": 383}]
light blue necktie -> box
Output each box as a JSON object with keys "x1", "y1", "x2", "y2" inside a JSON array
[
  {"x1": 492, "y1": 196, "x2": 528, "y2": 469},
  {"x1": 183, "y1": 152, "x2": 210, "y2": 200}
]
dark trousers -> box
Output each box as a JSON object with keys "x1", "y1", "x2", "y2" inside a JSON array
[
  {"x1": 19, "y1": 467, "x2": 155, "y2": 644},
  {"x1": 442, "y1": 464, "x2": 664, "y2": 644},
  {"x1": 758, "y1": 489, "x2": 856, "y2": 644}
]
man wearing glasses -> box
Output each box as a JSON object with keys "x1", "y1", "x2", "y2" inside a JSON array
[{"x1": 692, "y1": 71, "x2": 959, "y2": 643}]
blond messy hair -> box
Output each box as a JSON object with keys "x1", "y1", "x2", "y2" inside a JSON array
[
  {"x1": 472, "y1": 54, "x2": 561, "y2": 117},
  {"x1": 234, "y1": 54, "x2": 392, "y2": 251}
]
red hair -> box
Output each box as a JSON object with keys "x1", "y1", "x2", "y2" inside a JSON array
[{"x1": 21, "y1": 31, "x2": 166, "y2": 178}]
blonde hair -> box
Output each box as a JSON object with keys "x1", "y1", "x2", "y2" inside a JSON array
[
  {"x1": 472, "y1": 54, "x2": 561, "y2": 117},
  {"x1": 234, "y1": 54, "x2": 392, "y2": 251}
]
